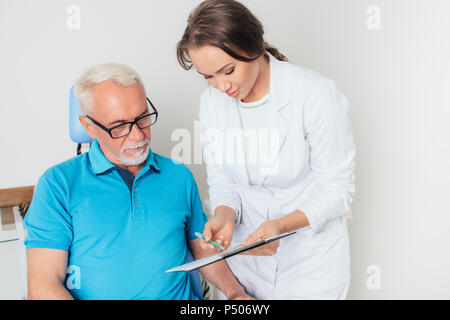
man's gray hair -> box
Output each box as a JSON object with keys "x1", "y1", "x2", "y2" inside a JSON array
[{"x1": 74, "y1": 63, "x2": 145, "y2": 115}]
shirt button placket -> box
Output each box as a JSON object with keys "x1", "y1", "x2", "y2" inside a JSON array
[{"x1": 133, "y1": 185, "x2": 142, "y2": 220}]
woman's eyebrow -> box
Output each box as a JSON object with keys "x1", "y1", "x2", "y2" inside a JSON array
[{"x1": 197, "y1": 63, "x2": 234, "y2": 77}]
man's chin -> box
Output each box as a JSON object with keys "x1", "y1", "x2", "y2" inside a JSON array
[{"x1": 120, "y1": 146, "x2": 149, "y2": 166}]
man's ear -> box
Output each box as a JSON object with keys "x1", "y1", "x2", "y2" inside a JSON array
[{"x1": 78, "y1": 116, "x2": 96, "y2": 139}]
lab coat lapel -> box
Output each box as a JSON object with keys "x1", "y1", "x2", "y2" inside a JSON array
[
  {"x1": 256, "y1": 54, "x2": 292, "y2": 185},
  {"x1": 224, "y1": 103, "x2": 250, "y2": 186},
  {"x1": 222, "y1": 53, "x2": 293, "y2": 187}
]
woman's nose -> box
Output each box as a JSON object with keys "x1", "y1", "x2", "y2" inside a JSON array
[{"x1": 216, "y1": 78, "x2": 231, "y2": 93}]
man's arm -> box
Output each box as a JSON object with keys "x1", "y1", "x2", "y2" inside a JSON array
[
  {"x1": 189, "y1": 239, "x2": 252, "y2": 300},
  {"x1": 26, "y1": 248, "x2": 74, "y2": 300}
]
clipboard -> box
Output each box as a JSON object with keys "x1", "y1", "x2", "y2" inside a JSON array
[{"x1": 166, "y1": 231, "x2": 296, "y2": 273}]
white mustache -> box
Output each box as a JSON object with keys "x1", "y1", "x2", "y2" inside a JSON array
[{"x1": 121, "y1": 139, "x2": 150, "y2": 152}]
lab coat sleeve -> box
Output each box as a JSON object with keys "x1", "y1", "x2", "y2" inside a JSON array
[
  {"x1": 199, "y1": 91, "x2": 242, "y2": 223},
  {"x1": 299, "y1": 79, "x2": 356, "y2": 233}
]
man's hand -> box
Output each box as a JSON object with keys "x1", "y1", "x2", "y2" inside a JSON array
[
  {"x1": 226, "y1": 287, "x2": 255, "y2": 300},
  {"x1": 240, "y1": 220, "x2": 284, "y2": 256},
  {"x1": 200, "y1": 206, "x2": 236, "y2": 251},
  {"x1": 189, "y1": 239, "x2": 253, "y2": 301}
]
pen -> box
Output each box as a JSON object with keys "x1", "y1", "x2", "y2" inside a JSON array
[{"x1": 195, "y1": 232, "x2": 225, "y2": 250}]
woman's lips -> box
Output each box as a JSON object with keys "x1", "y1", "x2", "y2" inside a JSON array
[{"x1": 227, "y1": 88, "x2": 240, "y2": 97}]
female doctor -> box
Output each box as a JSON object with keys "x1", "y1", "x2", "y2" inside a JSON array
[{"x1": 177, "y1": 0, "x2": 356, "y2": 299}]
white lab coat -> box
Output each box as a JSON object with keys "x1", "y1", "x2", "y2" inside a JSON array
[{"x1": 199, "y1": 53, "x2": 356, "y2": 299}]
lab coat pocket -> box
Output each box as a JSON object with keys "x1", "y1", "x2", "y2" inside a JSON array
[{"x1": 318, "y1": 220, "x2": 350, "y2": 291}]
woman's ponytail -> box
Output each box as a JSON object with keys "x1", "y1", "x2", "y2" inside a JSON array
[{"x1": 264, "y1": 42, "x2": 288, "y2": 62}]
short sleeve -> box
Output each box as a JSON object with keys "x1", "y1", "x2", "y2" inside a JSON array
[
  {"x1": 184, "y1": 174, "x2": 208, "y2": 241},
  {"x1": 23, "y1": 172, "x2": 73, "y2": 251}
]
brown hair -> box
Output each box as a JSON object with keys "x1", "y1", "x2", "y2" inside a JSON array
[{"x1": 177, "y1": 0, "x2": 287, "y2": 70}]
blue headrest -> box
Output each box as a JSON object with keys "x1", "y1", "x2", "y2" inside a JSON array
[{"x1": 69, "y1": 86, "x2": 93, "y2": 144}]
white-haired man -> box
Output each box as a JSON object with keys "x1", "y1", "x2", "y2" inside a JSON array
[{"x1": 23, "y1": 63, "x2": 251, "y2": 300}]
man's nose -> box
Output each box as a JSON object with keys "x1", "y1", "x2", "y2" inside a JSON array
[{"x1": 128, "y1": 122, "x2": 145, "y2": 141}]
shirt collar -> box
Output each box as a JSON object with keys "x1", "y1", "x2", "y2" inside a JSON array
[
  {"x1": 143, "y1": 145, "x2": 160, "y2": 173},
  {"x1": 88, "y1": 139, "x2": 160, "y2": 175}
]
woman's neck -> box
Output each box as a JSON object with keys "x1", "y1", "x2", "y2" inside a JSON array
[{"x1": 241, "y1": 54, "x2": 270, "y2": 103}]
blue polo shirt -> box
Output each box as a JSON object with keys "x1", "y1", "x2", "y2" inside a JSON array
[{"x1": 23, "y1": 139, "x2": 207, "y2": 300}]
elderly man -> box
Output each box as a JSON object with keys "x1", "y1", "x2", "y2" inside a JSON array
[{"x1": 23, "y1": 63, "x2": 250, "y2": 300}]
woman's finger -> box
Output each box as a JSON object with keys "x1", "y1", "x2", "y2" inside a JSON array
[
  {"x1": 203, "y1": 222, "x2": 213, "y2": 242},
  {"x1": 198, "y1": 238, "x2": 208, "y2": 250},
  {"x1": 273, "y1": 240, "x2": 280, "y2": 248},
  {"x1": 241, "y1": 238, "x2": 280, "y2": 256},
  {"x1": 242, "y1": 228, "x2": 262, "y2": 246}
]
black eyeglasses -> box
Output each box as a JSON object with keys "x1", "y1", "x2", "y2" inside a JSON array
[{"x1": 86, "y1": 97, "x2": 158, "y2": 139}]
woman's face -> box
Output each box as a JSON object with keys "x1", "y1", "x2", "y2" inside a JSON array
[{"x1": 188, "y1": 45, "x2": 261, "y2": 101}]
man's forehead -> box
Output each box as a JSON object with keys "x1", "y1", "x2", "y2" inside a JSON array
[
  {"x1": 90, "y1": 81, "x2": 147, "y2": 119},
  {"x1": 92, "y1": 81, "x2": 145, "y2": 102}
]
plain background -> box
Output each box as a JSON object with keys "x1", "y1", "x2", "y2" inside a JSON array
[{"x1": 1, "y1": 0, "x2": 449, "y2": 299}]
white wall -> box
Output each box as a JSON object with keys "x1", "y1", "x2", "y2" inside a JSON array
[{"x1": 1, "y1": 0, "x2": 449, "y2": 299}]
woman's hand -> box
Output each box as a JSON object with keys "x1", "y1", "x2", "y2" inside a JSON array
[
  {"x1": 240, "y1": 220, "x2": 284, "y2": 256},
  {"x1": 201, "y1": 206, "x2": 236, "y2": 251}
]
